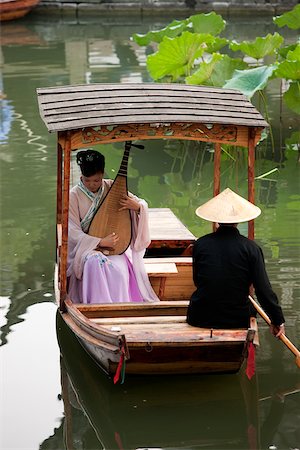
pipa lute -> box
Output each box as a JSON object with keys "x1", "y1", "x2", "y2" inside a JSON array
[{"x1": 87, "y1": 141, "x2": 144, "y2": 255}]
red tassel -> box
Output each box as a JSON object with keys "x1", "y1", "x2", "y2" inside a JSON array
[
  {"x1": 114, "y1": 432, "x2": 124, "y2": 450},
  {"x1": 246, "y1": 342, "x2": 256, "y2": 380},
  {"x1": 114, "y1": 345, "x2": 125, "y2": 384}
]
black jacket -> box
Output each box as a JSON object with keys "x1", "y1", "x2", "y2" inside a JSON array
[{"x1": 187, "y1": 226, "x2": 285, "y2": 328}]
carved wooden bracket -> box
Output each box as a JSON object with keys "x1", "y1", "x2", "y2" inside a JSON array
[{"x1": 58, "y1": 122, "x2": 251, "y2": 151}]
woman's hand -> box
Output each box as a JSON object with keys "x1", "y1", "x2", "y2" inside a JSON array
[
  {"x1": 96, "y1": 232, "x2": 119, "y2": 250},
  {"x1": 119, "y1": 195, "x2": 140, "y2": 212}
]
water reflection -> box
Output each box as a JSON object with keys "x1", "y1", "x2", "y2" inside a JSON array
[
  {"x1": 0, "y1": 14, "x2": 299, "y2": 449},
  {"x1": 54, "y1": 313, "x2": 300, "y2": 450}
]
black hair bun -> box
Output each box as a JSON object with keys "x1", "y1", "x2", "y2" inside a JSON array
[
  {"x1": 77, "y1": 149, "x2": 102, "y2": 165},
  {"x1": 76, "y1": 149, "x2": 105, "y2": 177}
]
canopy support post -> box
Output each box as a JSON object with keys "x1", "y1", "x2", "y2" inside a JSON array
[
  {"x1": 60, "y1": 132, "x2": 71, "y2": 311},
  {"x1": 56, "y1": 142, "x2": 62, "y2": 231},
  {"x1": 248, "y1": 128, "x2": 256, "y2": 240},
  {"x1": 213, "y1": 142, "x2": 221, "y2": 231}
]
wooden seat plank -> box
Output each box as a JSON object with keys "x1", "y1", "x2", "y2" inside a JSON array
[
  {"x1": 144, "y1": 257, "x2": 192, "y2": 265},
  {"x1": 91, "y1": 315, "x2": 187, "y2": 325},
  {"x1": 145, "y1": 262, "x2": 178, "y2": 276},
  {"x1": 95, "y1": 322, "x2": 248, "y2": 344}
]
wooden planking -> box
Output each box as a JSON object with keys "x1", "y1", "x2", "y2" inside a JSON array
[
  {"x1": 113, "y1": 359, "x2": 242, "y2": 375},
  {"x1": 96, "y1": 321, "x2": 248, "y2": 343},
  {"x1": 76, "y1": 300, "x2": 189, "y2": 318},
  {"x1": 145, "y1": 262, "x2": 178, "y2": 276},
  {"x1": 37, "y1": 82, "x2": 268, "y2": 133},
  {"x1": 144, "y1": 250, "x2": 194, "y2": 300},
  {"x1": 150, "y1": 279, "x2": 194, "y2": 300},
  {"x1": 42, "y1": 95, "x2": 256, "y2": 111},
  {"x1": 44, "y1": 113, "x2": 267, "y2": 132},
  {"x1": 45, "y1": 101, "x2": 260, "y2": 118},
  {"x1": 37, "y1": 82, "x2": 251, "y2": 97},
  {"x1": 91, "y1": 315, "x2": 187, "y2": 325},
  {"x1": 148, "y1": 208, "x2": 196, "y2": 241},
  {"x1": 144, "y1": 257, "x2": 193, "y2": 265},
  {"x1": 0, "y1": 0, "x2": 40, "y2": 21}
]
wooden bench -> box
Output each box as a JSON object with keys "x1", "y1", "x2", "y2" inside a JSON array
[
  {"x1": 145, "y1": 262, "x2": 178, "y2": 298},
  {"x1": 144, "y1": 257, "x2": 194, "y2": 301}
]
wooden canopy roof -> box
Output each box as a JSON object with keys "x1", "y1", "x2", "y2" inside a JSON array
[
  {"x1": 36, "y1": 83, "x2": 267, "y2": 149},
  {"x1": 36, "y1": 83, "x2": 264, "y2": 300}
]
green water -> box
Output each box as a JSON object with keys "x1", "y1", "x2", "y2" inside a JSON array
[{"x1": 0, "y1": 13, "x2": 299, "y2": 450}]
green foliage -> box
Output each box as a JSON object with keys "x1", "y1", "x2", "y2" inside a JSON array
[
  {"x1": 283, "y1": 82, "x2": 300, "y2": 114},
  {"x1": 276, "y1": 42, "x2": 299, "y2": 59},
  {"x1": 229, "y1": 33, "x2": 284, "y2": 60},
  {"x1": 132, "y1": 19, "x2": 187, "y2": 46},
  {"x1": 223, "y1": 65, "x2": 275, "y2": 98},
  {"x1": 132, "y1": 12, "x2": 226, "y2": 46},
  {"x1": 132, "y1": 6, "x2": 300, "y2": 116},
  {"x1": 273, "y1": 4, "x2": 300, "y2": 30},
  {"x1": 285, "y1": 131, "x2": 300, "y2": 150},
  {"x1": 186, "y1": 53, "x2": 222, "y2": 85},
  {"x1": 274, "y1": 43, "x2": 300, "y2": 80},
  {"x1": 190, "y1": 11, "x2": 226, "y2": 35},
  {"x1": 275, "y1": 60, "x2": 300, "y2": 80},
  {"x1": 205, "y1": 37, "x2": 228, "y2": 53},
  {"x1": 187, "y1": 54, "x2": 248, "y2": 86},
  {"x1": 146, "y1": 32, "x2": 214, "y2": 81},
  {"x1": 286, "y1": 43, "x2": 300, "y2": 61}
]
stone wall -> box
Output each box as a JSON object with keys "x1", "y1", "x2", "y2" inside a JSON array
[{"x1": 36, "y1": 0, "x2": 299, "y2": 17}]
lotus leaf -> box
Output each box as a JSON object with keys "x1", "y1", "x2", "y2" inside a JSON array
[
  {"x1": 205, "y1": 37, "x2": 228, "y2": 54},
  {"x1": 146, "y1": 32, "x2": 214, "y2": 81},
  {"x1": 132, "y1": 19, "x2": 187, "y2": 46},
  {"x1": 273, "y1": 4, "x2": 300, "y2": 30},
  {"x1": 187, "y1": 54, "x2": 248, "y2": 87},
  {"x1": 276, "y1": 42, "x2": 299, "y2": 60},
  {"x1": 186, "y1": 53, "x2": 223, "y2": 85},
  {"x1": 283, "y1": 82, "x2": 300, "y2": 114},
  {"x1": 189, "y1": 11, "x2": 226, "y2": 36},
  {"x1": 287, "y1": 44, "x2": 300, "y2": 62},
  {"x1": 275, "y1": 60, "x2": 300, "y2": 80},
  {"x1": 132, "y1": 11, "x2": 226, "y2": 46},
  {"x1": 223, "y1": 65, "x2": 276, "y2": 98},
  {"x1": 208, "y1": 55, "x2": 248, "y2": 87},
  {"x1": 229, "y1": 33, "x2": 284, "y2": 60}
]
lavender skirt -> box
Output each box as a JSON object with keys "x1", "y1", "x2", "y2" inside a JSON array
[{"x1": 68, "y1": 253, "x2": 143, "y2": 304}]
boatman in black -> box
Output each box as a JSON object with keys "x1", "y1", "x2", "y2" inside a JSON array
[{"x1": 187, "y1": 188, "x2": 285, "y2": 338}]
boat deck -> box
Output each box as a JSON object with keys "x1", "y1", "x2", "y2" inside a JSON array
[
  {"x1": 147, "y1": 208, "x2": 196, "y2": 255},
  {"x1": 90, "y1": 315, "x2": 250, "y2": 345}
]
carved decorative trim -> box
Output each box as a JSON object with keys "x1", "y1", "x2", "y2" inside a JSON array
[
  {"x1": 58, "y1": 122, "x2": 261, "y2": 151},
  {"x1": 80, "y1": 122, "x2": 238, "y2": 145}
]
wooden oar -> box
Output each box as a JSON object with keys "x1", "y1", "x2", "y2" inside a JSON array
[{"x1": 248, "y1": 295, "x2": 300, "y2": 368}]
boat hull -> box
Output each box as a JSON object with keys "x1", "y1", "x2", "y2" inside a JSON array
[
  {"x1": 0, "y1": 0, "x2": 40, "y2": 21},
  {"x1": 58, "y1": 299, "x2": 257, "y2": 377}
]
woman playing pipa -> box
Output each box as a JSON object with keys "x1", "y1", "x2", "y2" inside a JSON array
[{"x1": 67, "y1": 146, "x2": 158, "y2": 304}]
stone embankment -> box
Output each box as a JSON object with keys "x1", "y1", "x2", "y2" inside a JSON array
[{"x1": 35, "y1": 0, "x2": 299, "y2": 17}]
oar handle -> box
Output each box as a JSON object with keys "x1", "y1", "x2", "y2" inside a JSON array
[{"x1": 248, "y1": 295, "x2": 300, "y2": 362}]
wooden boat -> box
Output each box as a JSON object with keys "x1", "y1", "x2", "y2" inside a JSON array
[
  {"x1": 0, "y1": 0, "x2": 40, "y2": 22},
  {"x1": 56, "y1": 311, "x2": 260, "y2": 450},
  {"x1": 36, "y1": 83, "x2": 266, "y2": 379}
]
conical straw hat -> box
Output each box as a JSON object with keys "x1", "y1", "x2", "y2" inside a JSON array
[{"x1": 195, "y1": 188, "x2": 261, "y2": 223}]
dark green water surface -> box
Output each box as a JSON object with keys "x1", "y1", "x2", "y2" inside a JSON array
[{"x1": 0, "y1": 13, "x2": 299, "y2": 450}]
